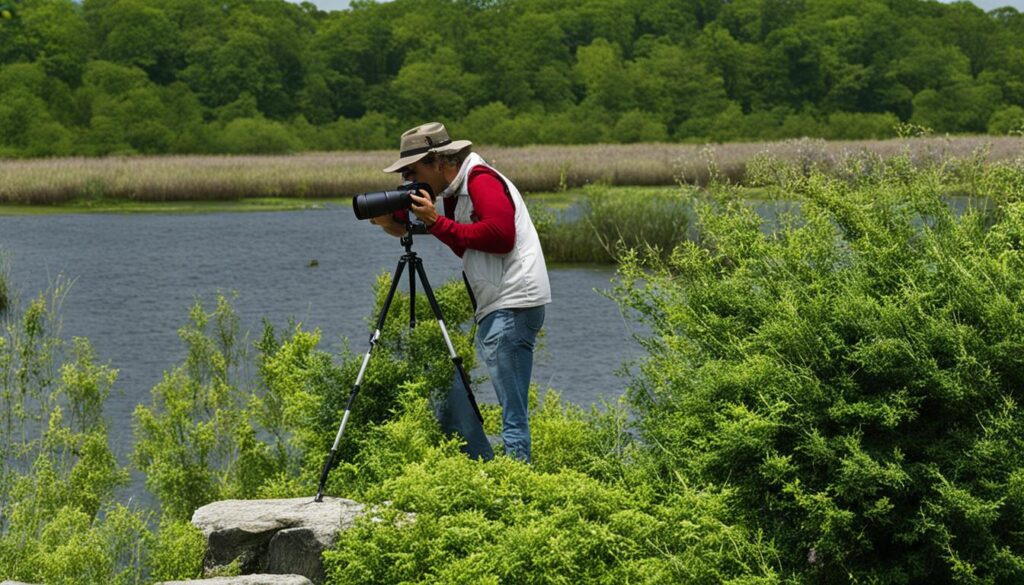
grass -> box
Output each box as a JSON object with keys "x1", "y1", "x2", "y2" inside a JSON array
[
  {"x1": 1, "y1": 136, "x2": 1022, "y2": 204},
  {"x1": 529, "y1": 185, "x2": 689, "y2": 263}
]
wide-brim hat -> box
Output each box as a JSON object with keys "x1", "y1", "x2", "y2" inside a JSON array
[{"x1": 382, "y1": 122, "x2": 472, "y2": 173}]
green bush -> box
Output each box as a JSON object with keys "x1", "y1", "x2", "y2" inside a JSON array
[
  {"x1": 988, "y1": 105, "x2": 1024, "y2": 135},
  {"x1": 456, "y1": 101, "x2": 514, "y2": 145},
  {"x1": 132, "y1": 276, "x2": 478, "y2": 517},
  {"x1": 0, "y1": 280, "x2": 200, "y2": 585},
  {"x1": 323, "y1": 385, "x2": 782, "y2": 585},
  {"x1": 216, "y1": 116, "x2": 303, "y2": 154},
  {"x1": 613, "y1": 110, "x2": 669, "y2": 144},
  {"x1": 327, "y1": 110, "x2": 398, "y2": 150},
  {"x1": 146, "y1": 519, "x2": 205, "y2": 582},
  {"x1": 613, "y1": 155, "x2": 1024, "y2": 582},
  {"x1": 823, "y1": 112, "x2": 900, "y2": 140}
]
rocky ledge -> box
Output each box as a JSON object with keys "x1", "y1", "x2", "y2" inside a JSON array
[{"x1": 190, "y1": 497, "x2": 366, "y2": 584}]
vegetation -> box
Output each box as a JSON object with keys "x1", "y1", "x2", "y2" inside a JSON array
[
  {"x1": 0, "y1": 281, "x2": 205, "y2": 584},
  {"x1": 532, "y1": 185, "x2": 690, "y2": 264},
  {"x1": 3, "y1": 0, "x2": 1024, "y2": 157},
  {"x1": 5, "y1": 153, "x2": 1024, "y2": 582},
  {"x1": 2, "y1": 136, "x2": 1023, "y2": 204},
  {"x1": 321, "y1": 390, "x2": 782, "y2": 584},
  {"x1": 613, "y1": 154, "x2": 1024, "y2": 582}
]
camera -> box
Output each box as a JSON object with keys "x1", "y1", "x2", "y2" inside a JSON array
[{"x1": 352, "y1": 182, "x2": 434, "y2": 221}]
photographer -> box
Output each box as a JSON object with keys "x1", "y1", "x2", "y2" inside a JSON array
[{"x1": 371, "y1": 122, "x2": 551, "y2": 462}]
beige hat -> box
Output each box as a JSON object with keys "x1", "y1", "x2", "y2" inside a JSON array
[{"x1": 382, "y1": 122, "x2": 472, "y2": 173}]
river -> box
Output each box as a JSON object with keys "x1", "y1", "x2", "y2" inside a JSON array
[{"x1": 0, "y1": 206, "x2": 647, "y2": 478}]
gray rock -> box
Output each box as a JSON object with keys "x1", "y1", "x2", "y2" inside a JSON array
[
  {"x1": 157, "y1": 576, "x2": 313, "y2": 585},
  {"x1": 191, "y1": 497, "x2": 365, "y2": 584},
  {"x1": 2, "y1": 581, "x2": 40, "y2": 585}
]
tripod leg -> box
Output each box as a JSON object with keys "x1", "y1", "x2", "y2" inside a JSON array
[
  {"x1": 413, "y1": 258, "x2": 484, "y2": 424},
  {"x1": 315, "y1": 258, "x2": 406, "y2": 502},
  {"x1": 409, "y1": 254, "x2": 417, "y2": 329}
]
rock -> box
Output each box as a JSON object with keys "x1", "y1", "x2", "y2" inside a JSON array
[
  {"x1": 157, "y1": 576, "x2": 313, "y2": 585},
  {"x1": 2, "y1": 581, "x2": 40, "y2": 585},
  {"x1": 191, "y1": 497, "x2": 365, "y2": 584}
]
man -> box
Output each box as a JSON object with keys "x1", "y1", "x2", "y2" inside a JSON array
[{"x1": 371, "y1": 122, "x2": 551, "y2": 462}]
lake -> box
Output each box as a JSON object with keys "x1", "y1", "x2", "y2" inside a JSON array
[{"x1": 0, "y1": 206, "x2": 647, "y2": 474}]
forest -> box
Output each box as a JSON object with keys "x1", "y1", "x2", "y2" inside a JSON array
[{"x1": 2, "y1": 0, "x2": 1024, "y2": 156}]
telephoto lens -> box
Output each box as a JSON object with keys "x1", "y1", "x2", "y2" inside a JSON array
[{"x1": 352, "y1": 182, "x2": 433, "y2": 220}]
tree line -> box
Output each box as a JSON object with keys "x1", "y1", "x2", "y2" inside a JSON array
[{"x1": 2, "y1": 0, "x2": 1024, "y2": 157}]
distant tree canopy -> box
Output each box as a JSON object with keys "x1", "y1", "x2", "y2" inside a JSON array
[{"x1": 2, "y1": 0, "x2": 1024, "y2": 156}]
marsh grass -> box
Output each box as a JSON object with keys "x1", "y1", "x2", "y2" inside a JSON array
[
  {"x1": 2, "y1": 136, "x2": 1022, "y2": 204},
  {"x1": 531, "y1": 185, "x2": 689, "y2": 263}
]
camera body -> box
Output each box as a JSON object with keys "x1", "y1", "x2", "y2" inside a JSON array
[{"x1": 352, "y1": 182, "x2": 434, "y2": 222}]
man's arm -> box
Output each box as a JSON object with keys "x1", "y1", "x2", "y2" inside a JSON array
[{"x1": 429, "y1": 169, "x2": 516, "y2": 255}]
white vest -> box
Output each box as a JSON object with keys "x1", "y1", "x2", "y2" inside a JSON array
[{"x1": 442, "y1": 153, "x2": 551, "y2": 322}]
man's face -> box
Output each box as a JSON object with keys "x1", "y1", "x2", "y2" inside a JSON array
[{"x1": 401, "y1": 158, "x2": 446, "y2": 196}]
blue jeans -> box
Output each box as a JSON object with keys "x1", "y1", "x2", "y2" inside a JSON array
[{"x1": 435, "y1": 305, "x2": 545, "y2": 462}]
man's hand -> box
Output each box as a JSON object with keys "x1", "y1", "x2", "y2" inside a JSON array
[
  {"x1": 409, "y1": 190, "x2": 438, "y2": 227},
  {"x1": 369, "y1": 213, "x2": 407, "y2": 237}
]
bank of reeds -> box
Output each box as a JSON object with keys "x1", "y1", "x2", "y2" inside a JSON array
[
  {"x1": 2, "y1": 136, "x2": 1022, "y2": 204},
  {"x1": 532, "y1": 185, "x2": 690, "y2": 263}
]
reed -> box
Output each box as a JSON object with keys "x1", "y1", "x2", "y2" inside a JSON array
[
  {"x1": 1, "y1": 136, "x2": 1022, "y2": 204},
  {"x1": 531, "y1": 185, "x2": 689, "y2": 263}
]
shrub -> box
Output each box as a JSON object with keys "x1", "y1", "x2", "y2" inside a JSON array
[
  {"x1": 322, "y1": 385, "x2": 782, "y2": 585},
  {"x1": 988, "y1": 105, "x2": 1024, "y2": 135},
  {"x1": 456, "y1": 102, "x2": 514, "y2": 145},
  {"x1": 823, "y1": 112, "x2": 900, "y2": 140},
  {"x1": 613, "y1": 155, "x2": 1024, "y2": 582},
  {"x1": 0, "y1": 280, "x2": 197, "y2": 585},
  {"x1": 328, "y1": 111, "x2": 398, "y2": 150},
  {"x1": 613, "y1": 110, "x2": 669, "y2": 144},
  {"x1": 216, "y1": 116, "x2": 303, "y2": 154},
  {"x1": 133, "y1": 276, "x2": 478, "y2": 517}
]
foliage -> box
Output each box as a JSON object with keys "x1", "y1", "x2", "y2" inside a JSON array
[
  {"x1": 322, "y1": 385, "x2": 783, "y2": 585},
  {"x1": 145, "y1": 519, "x2": 204, "y2": 583},
  {"x1": 216, "y1": 116, "x2": 302, "y2": 155},
  {"x1": 613, "y1": 154, "x2": 1024, "y2": 582},
  {"x1": 10, "y1": 154, "x2": 1024, "y2": 582},
  {"x1": 0, "y1": 278, "x2": 199, "y2": 584},
  {"x1": 3, "y1": 0, "x2": 1024, "y2": 156},
  {"x1": 988, "y1": 105, "x2": 1024, "y2": 135},
  {"x1": 132, "y1": 276, "x2": 477, "y2": 518},
  {"x1": 532, "y1": 185, "x2": 690, "y2": 263}
]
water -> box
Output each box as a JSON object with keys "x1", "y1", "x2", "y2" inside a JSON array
[{"x1": 0, "y1": 207, "x2": 646, "y2": 473}]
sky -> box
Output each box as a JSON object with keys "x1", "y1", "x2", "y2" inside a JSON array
[{"x1": 286, "y1": 0, "x2": 1024, "y2": 13}]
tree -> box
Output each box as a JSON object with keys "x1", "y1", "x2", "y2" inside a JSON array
[
  {"x1": 7, "y1": 0, "x2": 93, "y2": 84},
  {"x1": 77, "y1": 64, "x2": 180, "y2": 155},
  {"x1": 0, "y1": 62, "x2": 73, "y2": 156},
  {"x1": 575, "y1": 38, "x2": 636, "y2": 113},
  {"x1": 98, "y1": 0, "x2": 181, "y2": 83},
  {"x1": 367, "y1": 47, "x2": 483, "y2": 126},
  {"x1": 911, "y1": 81, "x2": 1002, "y2": 133}
]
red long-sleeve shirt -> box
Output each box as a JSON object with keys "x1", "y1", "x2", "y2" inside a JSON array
[{"x1": 429, "y1": 167, "x2": 515, "y2": 257}]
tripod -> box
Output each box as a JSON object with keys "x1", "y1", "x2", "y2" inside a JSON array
[{"x1": 314, "y1": 231, "x2": 483, "y2": 502}]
